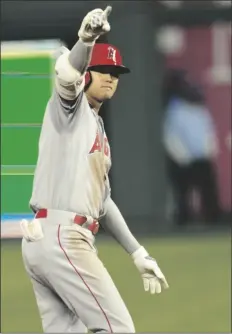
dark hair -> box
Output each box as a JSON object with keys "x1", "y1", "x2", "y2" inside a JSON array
[{"x1": 162, "y1": 68, "x2": 205, "y2": 107}]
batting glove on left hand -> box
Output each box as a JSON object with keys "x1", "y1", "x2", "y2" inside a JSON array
[
  {"x1": 132, "y1": 246, "x2": 169, "y2": 294},
  {"x1": 78, "y1": 6, "x2": 112, "y2": 43}
]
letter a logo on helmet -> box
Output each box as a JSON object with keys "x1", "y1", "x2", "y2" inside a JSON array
[{"x1": 107, "y1": 46, "x2": 116, "y2": 64}]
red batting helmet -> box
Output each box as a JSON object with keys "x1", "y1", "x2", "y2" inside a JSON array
[{"x1": 85, "y1": 43, "x2": 130, "y2": 89}]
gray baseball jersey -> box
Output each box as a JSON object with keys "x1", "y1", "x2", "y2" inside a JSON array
[
  {"x1": 30, "y1": 88, "x2": 111, "y2": 219},
  {"x1": 22, "y1": 41, "x2": 137, "y2": 333}
]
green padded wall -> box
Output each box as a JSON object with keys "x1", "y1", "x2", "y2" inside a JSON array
[{"x1": 1, "y1": 54, "x2": 53, "y2": 214}]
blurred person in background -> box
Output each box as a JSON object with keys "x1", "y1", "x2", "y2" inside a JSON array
[{"x1": 162, "y1": 69, "x2": 221, "y2": 226}]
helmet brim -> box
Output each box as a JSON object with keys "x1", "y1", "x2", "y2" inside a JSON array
[{"x1": 88, "y1": 64, "x2": 130, "y2": 75}]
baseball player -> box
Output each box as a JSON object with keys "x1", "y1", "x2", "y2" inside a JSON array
[{"x1": 21, "y1": 6, "x2": 169, "y2": 333}]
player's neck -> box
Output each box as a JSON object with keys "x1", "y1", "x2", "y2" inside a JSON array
[{"x1": 86, "y1": 93, "x2": 102, "y2": 114}]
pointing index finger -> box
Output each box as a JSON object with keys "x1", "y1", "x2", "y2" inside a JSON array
[
  {"x1": 161, "y1": 277, "x2": 169, "y2": 289},
  {"x1": 103, "y1": 6, "x2": 112, "y2": 19}
]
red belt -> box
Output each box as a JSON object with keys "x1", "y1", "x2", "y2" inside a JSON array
[{"x1": 35, "y1": 209, "x2": 99, "y2": 235}]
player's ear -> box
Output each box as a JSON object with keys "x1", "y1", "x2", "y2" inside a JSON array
[{"x1": 84, "y1": 71, "x2": 92, "y2": 91}]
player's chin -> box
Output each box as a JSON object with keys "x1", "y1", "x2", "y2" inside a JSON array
[{"x1": 100, "y1": 91, "x2": 115, "y2": 101}]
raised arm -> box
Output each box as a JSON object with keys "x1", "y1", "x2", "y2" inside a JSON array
[
  {"x1": 54, "y1": 6, "x2": 112, "y2": 107},
  {"x1": 54, "y1": 41, "x2": 94, "y2": 103}
]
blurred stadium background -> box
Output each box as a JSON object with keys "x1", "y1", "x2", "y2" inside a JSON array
[{"x1": 1, "y1": 1, "x2": 231, "y2": 333}]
